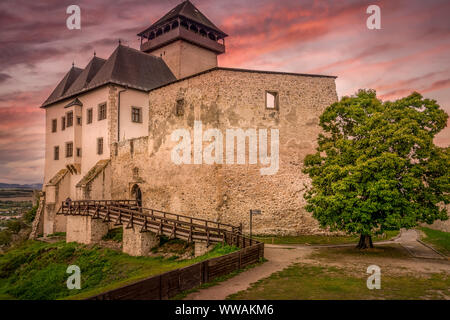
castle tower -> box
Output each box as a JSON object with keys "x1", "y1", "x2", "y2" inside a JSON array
[{"x1": 138, "y1": 0, "x2": 228, "y2": 79}]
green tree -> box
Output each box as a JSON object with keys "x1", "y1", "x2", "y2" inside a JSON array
[{"x1": 303, "y1": 90, "x2": 449, "y2": 249}]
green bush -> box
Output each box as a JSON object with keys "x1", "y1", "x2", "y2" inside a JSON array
[
  {"x1": 23, "y1": 205, "x2": 38, "y2": 224},
  {"x1": 6, "y1": 219, "x2": 23, "y2": 234},
  {"x1": 0, "y1": 230, "x2": 12, "y2": 246},
  {"x1": 101, "y1": 228, "x2": 123, "y2": 242}
]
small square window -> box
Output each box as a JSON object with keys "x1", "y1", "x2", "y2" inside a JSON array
[
  {"x1": 131, "y1": 107, "x2": 142, "y2": 123},
  {"x1": 51, "y1": 119, "x2": 57, "y2": 133},
  {"x1": 54, "y1": 146, "x2": 59, "y2": 160},
  {"x1": 98, "y1": 103, "x2": 107, "y2": 121},
  {"x1": 87, "y1": 108, "x2": 93, "y2": 124},
  {"x1": 265, "y1": 91, "x2": 279, "y2": 110},
  {"x1": 66, "y1": 111, "x2": 73, "y2": 127},
  {"x1": 66, "y1": 142, "x2": 73, "y2": 158},
  {"x1": 97, "y1": 137, "x2": 103, "y2": 155}
]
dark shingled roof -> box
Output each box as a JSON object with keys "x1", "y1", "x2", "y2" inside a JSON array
[
  {"x1": 41, "y1": 44, "x2": 176, "y2": 107},
  {"x1": 88, "y1": 44, "x2": 176, "y2": 91},
  {"x1": 65, "y1": 56, "x2": 106, "y2": 96},
  {"x1": 138, "y1": 0, "x2": 227, "y2": 37},
  {"x1": 42, "y1": 66, "x2": 83, "y2": 106}
]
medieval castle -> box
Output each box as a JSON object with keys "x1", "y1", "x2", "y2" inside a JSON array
[{"x1": 38, "y1": 0, "x2": 338, "y2": 237}]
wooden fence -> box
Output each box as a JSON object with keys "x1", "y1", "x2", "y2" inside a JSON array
[{"x1": 87, "y1": 235, "x2": 264, "y2": 300}]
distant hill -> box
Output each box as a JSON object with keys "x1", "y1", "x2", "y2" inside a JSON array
[{"x1": 0, "y1": 183, "x2": 43, "y2": 190}]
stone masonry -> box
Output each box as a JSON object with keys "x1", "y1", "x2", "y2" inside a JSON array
[{"x1": 111, "y1": 68, "x2": 338, "y2": 236}]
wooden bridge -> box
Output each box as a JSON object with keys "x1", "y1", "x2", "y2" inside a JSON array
[{"x1": 57, "y1": 199, "x2": 253, "y2": 247}]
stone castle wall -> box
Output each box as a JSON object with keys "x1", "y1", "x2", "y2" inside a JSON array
[{"x1": 111, "y1": 69, "x2": 338, "y2": 235}]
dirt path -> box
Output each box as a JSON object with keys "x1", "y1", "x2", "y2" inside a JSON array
[
  {"x1": 184, "y1": 247, "x2": 312, "y2": 300},
  {"x1": 393, "y1": 229, "x2": 445, "y2": 259}
]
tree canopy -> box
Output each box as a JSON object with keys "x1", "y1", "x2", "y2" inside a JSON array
[{"x1": 303, "y1": 90, "x2": 449, "y2": 247}]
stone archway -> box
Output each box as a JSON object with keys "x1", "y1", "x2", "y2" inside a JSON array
[{"x1": 131, "y1": 184, "x2": 142, "y2": 207}]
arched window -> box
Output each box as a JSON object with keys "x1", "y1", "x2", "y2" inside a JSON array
[
  {"x1": 164, "y1": 25, "x2": 171, "y2": 33},
  {"x1": 131, "y1": 184, "x2": 142, "y2": 207},
  {"x1": 149, "y1": 32, "x2": 155, "y2": 40},
  {"x1": 199, "y1": 29, "x2": 207, "y2": 37},
  {"x1": 180, "y1": 20, "x2": 188, "y2": 29},
  {"x1": 172, "y1": 21, "x2": 179, "y2": 29},
  {"x1": 208, "y1": 33, "x2": 216, "y2": 41},
  {"x1": 156, "y1": 28, "x2": 163, "y2": 36},
  {"x1": 189, "y1": 24, "x2": 198, "y2": 33}
]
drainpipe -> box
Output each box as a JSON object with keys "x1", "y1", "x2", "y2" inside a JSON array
[{"x1": 117, "y1": 87, "x2": 127, "y2": 142}]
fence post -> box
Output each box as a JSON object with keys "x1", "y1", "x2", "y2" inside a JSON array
[{"x1": 238, "y1": 250, "x2": 242, "y2": 269}]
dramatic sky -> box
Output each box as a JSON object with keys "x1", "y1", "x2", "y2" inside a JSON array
[{"x1": 0, "y1": 0, "x2": 449, "y2": 184}]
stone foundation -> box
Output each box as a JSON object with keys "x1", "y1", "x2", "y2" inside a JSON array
[
  {"x1": 194, "y1": 241, "x2": 214, "y2": 257},
  {"x1": 122, "y1": 227, "x2": 159, "y2": 256},
  {"x1": 66, "y1": 215, "x2": 109, "y2": 244}
]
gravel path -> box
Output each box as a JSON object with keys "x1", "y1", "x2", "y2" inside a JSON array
[{"x1": 184, "y1": 246, "x2": 312, "y2": 300}]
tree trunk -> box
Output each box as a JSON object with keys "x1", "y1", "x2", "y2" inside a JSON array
[{"x1": 356, "y1": 234, "x2": 374, "y2": 249}]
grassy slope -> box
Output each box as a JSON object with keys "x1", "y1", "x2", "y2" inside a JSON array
[
  {"x1": 419, "y1": 227, "x2": 450, "y2": 256},
  {"x1": 254, "y1": 230, "x2": 399, "y2": 245},
  {"x1": 0, "y1": 240, "x2": 238, "y2": 300}
]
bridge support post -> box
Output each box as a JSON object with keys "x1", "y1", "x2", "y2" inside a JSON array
[
  {"x1": 194, "y1": 241, "x2": 213, "y2": 257},
  {"x1": 66, "y1": 215, "x2": 109, "y2": 244},
  {"x1": 122, "y1": 227, "x2": 158, "y2": 256}
]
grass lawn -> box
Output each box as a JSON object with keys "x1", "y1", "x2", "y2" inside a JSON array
[
  {"x1": 229, "y1": 244, "x2": 450, "y2": 300},
  {"x1": 419, "y1": 227, "x2": 450, "y2": 256},
  {"x1": 0, "y1": 240, "x2": 238, "y2": 300},
  {"x1": 228, "y1": 263, "x2": 450, "y2": 300},
  {"x1": 254, "y1": 230, "x2": 399, "y2": 245}
]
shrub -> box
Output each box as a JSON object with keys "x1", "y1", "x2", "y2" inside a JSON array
[
  {"x1": 23, "y1": 205, "x2": 38, "y2": 224},
  {"x1": 0, "y1": 230, "x2": 12, "y2": 246}
]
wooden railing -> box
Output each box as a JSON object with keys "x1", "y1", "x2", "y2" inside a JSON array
[
  {"x1": 88, "y1": 233, "x2": 264, "y2": 300},
  {"x1": 57, "y1": 199, "x2": 264, "y2": 300},
  {"x1": 57, "y1": 200, "x2": 245, "y2": 246}
]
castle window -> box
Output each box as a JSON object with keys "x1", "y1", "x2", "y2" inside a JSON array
[
  {"x1": 77, "y1": 116, "x2": 82, "y2": 125},
  {"x1": 66, "y1": 111, "x2": 73, "y2": 127},
  {"x1": 87, "y1": 108, "x2": 93, "y2": 124},
  {"x1": 61, "y1": 116, "x2": 66, "y2": 130},
  {"x1": 51, "y1": 119, "x2": 57, "y2": 132},
  {"x1": 176, "y1": 98, "x2": 185, "y2": 116},
  {"x1": 189, "y1": 25, "x2": 198, "y2": 33},
  {"x1": 66, "y1": 142, "x2": 73, "y2": 158},
  {"x1": 149, "y1": 32, "x2": 155, "y2": 40},
  {"x1": 171, "y1": 21, "x2": 179, "y2": 29},
  {"x1": 164, "y1": 25, "x2": 171, "y2": 33},
  {"x1": 181, "y1": 20, "x2": 188, "y2": 29},
  {"x1": 98, "y1": 103, "x2": 107, "y2": 121},
  {"x1": 76, "y1": 148, "x2": 82, "y2": 157},
  {"x1": 208, "y1": 33, "x2": 216, "y2": 41},
  {"x1": 131, "y1": 107, "x2": 142, "y2": 123},
  {"x1": 54, "y1": 146, "x2": 59, "y2": 160},
  {"x1": 265, "y1": 91, "x2": 279, "y2": 110},
  {"x1": 156, "y1": 28, "x2": 163, "y2": 36},
  {"x1": 199, "y1": 29, "x2": 207, "y2": 37},
  {"x1": 97, "y1": 137, "x2": 103, "y2": 155}
]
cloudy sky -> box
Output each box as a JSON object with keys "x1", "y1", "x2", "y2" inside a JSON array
[{"x1": 0, "y1": 0, "x2": 449, "y2": 184}]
